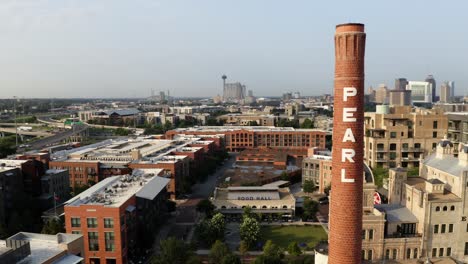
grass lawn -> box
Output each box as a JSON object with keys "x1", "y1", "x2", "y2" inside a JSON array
[{"x1": 259, "y1": 225, "x2": 327, "y2": 250}]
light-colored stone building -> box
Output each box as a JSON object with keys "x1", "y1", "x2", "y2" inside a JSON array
[
  {"x1": 364, "y1": 106, "x2": 448, "y2": 169},
  {"x1": 382, "y1": 140, "x2": 468, "y2": 263}
]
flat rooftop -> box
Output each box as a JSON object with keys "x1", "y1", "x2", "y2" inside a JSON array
[
  {"x1": 375, "y1": 204, "x2": 418, "y2": 223},
  {"x1": 405, "y1": 177, "x2": 461, "y2": 202},
  {"x1": 0, "y1": 232, "x2": 83, "y2": 264},
  {"x1": 171, "y1": 126, "x2": 327, "y2": 133},
  {"x1": 52, "y1": 137, "x2": 204, "y2": 164},
  {"x1": 65, "y1": 169, "x2": 170, "y2": 208}
]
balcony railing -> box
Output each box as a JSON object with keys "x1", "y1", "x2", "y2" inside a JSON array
[
  {"x1": 401, "y1": 148, "x2": 423, "y2": 152},
  {"x1": 376, "y1": 148, "x2": 387, "y2": 152}
]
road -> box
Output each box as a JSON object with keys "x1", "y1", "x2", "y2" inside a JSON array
[
  {"x1": 190, "y1": 152, "x2": 237, "y2": 199},
  {"x1": 28, "y1": 125, "x2": 88, "y2": 150},
  {"x1": 0, "y1": 127, "x2": 53, "y2": 137}
]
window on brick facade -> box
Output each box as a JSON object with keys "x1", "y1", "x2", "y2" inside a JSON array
[
  {"x1": 443, "y1": 206, "x2": 448, "y2": 211},
  {"x1": 450, "y1": 205, "x2": 455, "y2": 211},
  {"x1": 406, "y1": 248, "x2": 411, "y2": 259},
  {"x1": 71, "y1": 231, "x2": 81, "y2": 235},
  {"x1": 392, "y1": 249, "x2": 397, "y2": 259},
  {"x1": 88, "y1": 232, "x2": 99, "y2": 251},
  {"x1": 434, "y1": 225, "x2": 439, "y2": 234},
  {"x1": 435, "y1": 206, "x2": 440, "y2": 211},
  {"x1": 413, "y1": 248, "x2": 418, "y2": 259},
  {"x1": 390, "y1": 144, "x2": 397, "y2": 150},
  {"x1": 449, "y1": 224, "x2": 453, "y2": 233},
  {"x1": 71, "y1": 217, "x2": 81, "y2": 227},
  {"x1": 105, "y1": 232, "x2": 115, "y2": 252},
  {"x1": 447, "y1": 247, "x2": 451, "y2": 256},
  {"x1": 441, "y1": 224, "x2": 446, "y2": 233},
  {"x1": 362, "y1": 230, "x2": 366, "y2": 240},
  {"x1": 104, "y1": 218, "x2": 114, "y2": 228},
  {"x1": 432, "y1": 248, "x2": 437, "y2": 257},
  {"x1": 367, "y1": 250, "x2": 373, "y2": 260},
  {"x1": 439, "y1": 248, "x2": 444, "y2": 257},
  {"x1": 87, "y1": 218, "x2": 98, "y2": 228},
  {"x1": 390, "y1": 132, "x2": 397, "y2": 138},
  {"x1": 369, "y1": 229, "x2": 374, "y2": 240}
]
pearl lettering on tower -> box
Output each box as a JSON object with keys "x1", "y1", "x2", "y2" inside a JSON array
[{"x1": 340, "y1": 87, "x2": 357, "y2": 183}]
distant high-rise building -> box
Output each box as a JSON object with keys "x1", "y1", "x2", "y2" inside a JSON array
[
  {"x1": 282, "y1": 92, "x2": 292, "y2": 101},
  {"x1": 406, "y1": 81, "x2": 432, "y2": 103},
  {"x1": 293, "y1": 91, "x2": 301, "y2": 99},
  {"x1": 389, "y1": 90, "x2": 412, "y2": 106},
  {"x1": 374, "y1": 84, "x2": 389, "y2": 104},
  {"x1": 440, "y1": 82, "x2": 451, "y2": 103},
  {"x1": 248, "y1": 90, "x2": 253, "y2": 97},
  {"x1": 159, "y1": 91, "x2": 166, "y2": 102},
  {"x1": 394, "y1": 78, "x2": 408, "y2": 91},
  {"x1": 448, "y1": 81, "x2": 455, "y2": 97},
  {"x1": 425, "y1": 75, "x2": 436, "y2": 102},
  {"x1": 223, "y1": 82, "x2": 245, "y2": 101}
]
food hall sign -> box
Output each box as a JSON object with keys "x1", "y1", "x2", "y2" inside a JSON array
[
  {"x1": 237, "y1": 196, "x2": 272, "y2": 200},
  {"x1": 340, "y1": 87, "x2": 358, "y2": 184}
]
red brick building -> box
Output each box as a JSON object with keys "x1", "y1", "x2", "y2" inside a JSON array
[
  {"x1": 166, "y1": 126, "x2": 328, "y2": 152},
  {"x1": 64, "y1": 172, "x2": 170, "y2": 264}
]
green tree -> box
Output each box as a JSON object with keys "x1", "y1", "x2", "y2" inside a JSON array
[
  {"x1": 186, "y1": 256, "x2": 203, "y2": 264},
  {"x1": 41, "y1": 219, "x2": 65, "y2": 235},
  {"x1": 222, "y1": 254, "x2": 242, "y2": 264},
  {"x1": 287, "y1": 242, "x2": 302, "y2": 256},
  {"x1": 153, "y1": 237, "x2": 192, "y2": 264},
  {"x1": 0, "y1": 135, "x2": 17, "y2": 158},
  {"x1": 196, "y1": 199, "x2": 215, "y2": 217},
  {"x1": 301, "y1": 198, "x2": 318, "y2": 221},
  {"x1": 210, "y1": 213, "x2": 226, "y2": 240},
  {"x1": 163, "y1": 121, "x2": 173, "y2": 132},
  {"x1": 240, "y1": 217, "x2": 260, "y2": 249},
  {"x1": 209, "y1": 240, "x2": 230, "y2": 264},
  {"x1": 242, "y1": 206, "x2": 252, "y2": 219},
  {"x1": 280, "y1": 171, "x2": 289, "y2": 181},
  {"x1": 302, "y1": 180, "x2": 315, "y2": 193},
  {"x1": 372, "y1": 167, "x2": 389, "y2": 188},
  {"x1": 114, "y1": 127, "x2": 129, "y2": 136},
  {"x1": 262, "y1": 240, "x2": 283, "y2": 260},
  {"x1": 300, "y1": 118, "x2": 314, "y2": 128}
]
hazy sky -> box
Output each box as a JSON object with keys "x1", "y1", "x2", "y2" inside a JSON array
[{"x1": 1, "y1": 0, "x2": 467, "y2": 98}]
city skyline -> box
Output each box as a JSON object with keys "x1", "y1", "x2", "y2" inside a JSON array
[{"x1": 1, "y1": 0, "x2": 467, "y2": 98}]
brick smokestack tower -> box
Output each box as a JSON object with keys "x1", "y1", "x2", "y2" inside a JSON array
[{"x1": 329, "y1": 23, "x2": 366, "y2": 264}]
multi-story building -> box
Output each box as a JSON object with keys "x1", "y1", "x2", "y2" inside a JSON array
[
  {"x1": 64, "y1": 172, "x2": 171, "y2": 264},
  {"x1": 394, "y1": 78, "x2": 408, "y2": 91},
  {"x1": 425, "y1": 75, "x2": 437, "y2": 103},
  {"x1": 40, "y1": 169, "x2": 71, "y2": 205},
  {"x1": 219, "y1": 113, "x2": 277, "y2": 126},
  {"x1": 0, "y1": 232, "x2": 84, "y2": 264},
  {"x1": 49, "y1": 137, "x2": 214, "y2": 199},
  {"x1": 223, "y1": 82, "x2": 245, "y2": 101},
  {"x1": 447, "y1": 112, "x2": 468, "y2": 147},
  {"x1": 0, "y1": 165, "x2": 24, "y2": 227},
  {"x1": 364, "y1": 106, "x2": 447, "y2": 169},
  {"x1": 440, "y1": 81, "x2": 452, "y2": 103},
  {"x1": 382, "y1": 140, "x2": 468, "y2": 263},
  {"x1": 406, "y1": 81, "x2": 433, "y2": 104},
  {"x1": 78, "y1": 109, "x2": 141, "y2": 126},
  {"x1": 374, "y1": 84, "x2": 389, "y2": 104},
  {"x1": 388, "y1": 90, "x2": 411, "y2": 106},
  {"x1": 166, "y1": 126, "x2": 328, "y2": 152}
]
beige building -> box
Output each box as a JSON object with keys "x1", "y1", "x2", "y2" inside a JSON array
[
  {"x1": 383, "y1": 141, "x2": 468, "y2": 263},
  {"x1": 374, "y1": 84, "x2": 389, "y2": 104},
  {"x1": 389, "y1": 90, "x2": 412, "y2": 106},
  {"x1": 212, "y1": 186, "x2": 295, "y2": 220},
  {"x1": 447, "y1": 112, "x2": 468, "y2": 146},
  {"x1": 219, "y1": 113, "x2": 277, "y2": 126},
  {"x1": 364, "y1": 106, "x2": 448, "y2": 169}
]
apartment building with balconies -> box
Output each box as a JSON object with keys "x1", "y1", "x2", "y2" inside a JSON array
[{"x1": 364, "y1": 106, "x2": 447, "y2": 169}]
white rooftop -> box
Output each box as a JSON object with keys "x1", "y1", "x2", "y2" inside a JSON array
[
  {"x1": 172, "y1": 126, "x2": 326, "y2": 132},
  {"x1": 65, "y1": 169, "x2": 168, "y2": 208},
  {"x1": 0, "y1": 232, "x2": 83, "y2": 264}
]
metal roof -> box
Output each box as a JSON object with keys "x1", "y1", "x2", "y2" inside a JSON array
[
  {"x1": 136, "y1": 176, "x2": 171, "y2": 200},
  {"x1": 375, "y1": 204, "x2": 418, "y2": 223},
  {"x1": 423, "y1": 153, "x2": 466, "y2": 177}
]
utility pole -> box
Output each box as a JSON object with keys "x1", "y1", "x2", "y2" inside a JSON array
[{"x1": 13, "y1": 96, "x2": 18, "y2": 147}]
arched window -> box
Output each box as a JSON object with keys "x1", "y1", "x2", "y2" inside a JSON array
[
  {"x1": 367, "y1": 250, "x2": 373, "y2": 260},
  {"x1": 392, "y1": 249, "x2": 397, "y2": 259},
  {"x1": 282, "y1": 205, "x2": 288, "y2": 209},
  {"x1": 242, "y1": 206, "x2": 246, "y2": 209},
  {"x1": 443, "y1": 206, "x2": 448, "y2": 211},
  {"x1": 435, "y1": 206, "x2": 440, "y2": 211},
  {"x1": 385, "y1": 249, "x2": 390, "y2": 260},
  {"x1": 413, "y1": 248, "x2": 418, "y2": 259},
  {"x1": 262, "y1": 206, "x2": 267, "y2": 209},
  {"x1": 450, "y1": 205, "x2": 455, "y2": 211},
  {"x1": 252, "y1": 206, "x2": 257, "y2": 209},
  {"x1": 221, "y1": 206, "x2": 226, "y2": 209}
]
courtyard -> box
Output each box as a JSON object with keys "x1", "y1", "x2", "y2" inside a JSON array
[{"x1": 259, "y1": 225, "x2": 328, "y2": 250}]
